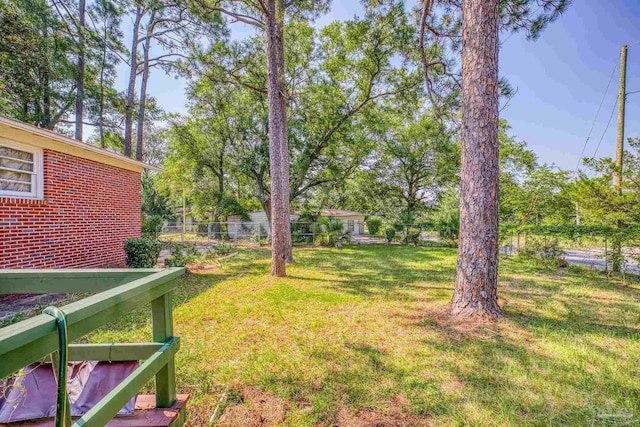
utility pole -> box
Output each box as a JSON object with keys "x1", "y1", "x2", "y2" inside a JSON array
[
  {"x1": 182, "y1": 192, "x2": 186, "y2": 245},
  {"x1": 612, "y1": 44, "x2": 627, "y2": 272},
  {"x1": 615, "y1": 45, "x2": 627, "y2": 193}
]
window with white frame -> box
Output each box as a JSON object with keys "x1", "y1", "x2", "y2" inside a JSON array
[{"x1": 0, "y1": 142, "x2": 43, "y2": 199}]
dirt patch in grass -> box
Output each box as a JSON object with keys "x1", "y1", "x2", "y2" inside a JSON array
[
  {"x1": 215, "y1": 388, "x2": 430, "y2": 427},
  {"x1": 421, "y1": 304, "x2": 503, "y2": 341},
  {"x1": 334, "y1": 401, "x2": 431, "y2": 427},
  {"x1": 188, "y1": 263, "x2": 220, "y2": 275},
  {"x1": 217, "y1": 386, "x2": 289, "y2": 427}
]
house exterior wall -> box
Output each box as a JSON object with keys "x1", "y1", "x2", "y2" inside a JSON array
[
  {"x1": 247, "y1": 211, "x2": 301, "y2": 225},
  {"x1": 225, "y1": 212, "x2": 302, "y2": 239},
  {"x1": 1, "y1": 149, "x2": 141, "y2": 268}
]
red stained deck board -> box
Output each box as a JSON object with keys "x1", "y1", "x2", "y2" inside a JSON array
[{"x1": 3, "y1": 394, "x2": 189, "y2": 427}]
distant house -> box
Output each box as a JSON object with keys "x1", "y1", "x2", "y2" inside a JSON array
[
  {"x1": 0, "y1": 117, "x2": 159, "y2": 268},
  {"x1": 172, "y1": 207, "x2": 195, "y2": 230},
  {"x1": 227, "y1": 208, "x2": 366, "y2": 236},
  {"x1": 318, "y1": 209, "x2": 366, "y2": 234}
]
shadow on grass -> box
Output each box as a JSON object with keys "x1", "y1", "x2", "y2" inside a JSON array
[
  {"x1": 294, "y1": 246, "x2": 457, "y2": 301},
  {"x1": 89, "y1": 245, "x2": 640, "y2": 425},
  {"x1": 264, "y1": 248, "x2": 639, "y2": 424},
  {"x1": 86, "y1": 269, "x2": 230, "y2": 342}
]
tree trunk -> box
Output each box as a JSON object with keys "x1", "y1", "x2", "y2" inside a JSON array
[
  {"x1": 612, "y1": 228, "x2": 622, "y2": 272},
  {"x1": 98, "y1": 23, "x2": 107, "y2": 148},
  {"x1": 217, "y1": 150, "x2": 225, "y2": 203},
  {"x1": 42, "y1": 25, "x2": 52, "y2": 129},
  {"x1": 124, "y1": 7, "x2": 143, "y2": 157},
  {"x1": 136, "y1": 41, "x2": 151, "y2": 161},
  {"x1": 136, "y1": 11, "x2": 156, "y2": 161},
  {"x1": 256, "y1": 174, "x2": 272, "y2": 224},
  {"x1": 450, "y1": 0, "x2": 501, "y2": 319},
  {"x1": 74, "y1": 0, "x2": 86, "y2": 141},
  {"x1": 264, "y1": 0, "x2": 292, "y2": 277},
  {"x1": 42, "y1": 66, "x2": 52, "y2": 129}
]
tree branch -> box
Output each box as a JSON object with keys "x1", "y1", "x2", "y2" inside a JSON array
[{"x1": 195, "y1": 0, "x2": 264, "y2": 28}]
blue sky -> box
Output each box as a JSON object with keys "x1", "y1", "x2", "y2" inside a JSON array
[{"x1": 116, "y1": 0, "x2": 640, "y2": 171}]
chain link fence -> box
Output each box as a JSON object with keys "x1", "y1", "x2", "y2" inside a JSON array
[
  {"x1": 160, "y1": 220, "x2": 367, "y2": 246},
  {"x1": 159, "y1": 220, "x2": 455, "y2": 254},
  {"x1": 500, "y1": 229, "x2": 640, "y2": 275}
]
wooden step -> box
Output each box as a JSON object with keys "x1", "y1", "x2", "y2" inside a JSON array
[{"x1": 3, "y1": 394, "x2": 189, "y2": 427}]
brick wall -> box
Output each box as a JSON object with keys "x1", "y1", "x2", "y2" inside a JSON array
[{"x1": 0, "y1": 149, "x2": 141, "y2": 268}]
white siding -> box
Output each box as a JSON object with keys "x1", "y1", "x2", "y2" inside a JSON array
[
  {"x1": 248, "y1": 211, "x2": 300, "y2": 224},
  {"x1": 227, "y1": 211, "x2": 301, "y2": 238},
  {"x1": 248, "y1": 211, "x2": 269, "y2": 224}
]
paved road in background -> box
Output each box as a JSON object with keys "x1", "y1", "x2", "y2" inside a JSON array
[
  {"x1": 562, "y1": 249, "x2": 640, "y2": 275},
  {"x1": 502, "y1": 245, "x2": 640, "y2": 275}
]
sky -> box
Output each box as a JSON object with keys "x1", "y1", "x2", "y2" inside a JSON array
[{"x1": 115, "y1": 0, "x2": 640, "y2": 172}]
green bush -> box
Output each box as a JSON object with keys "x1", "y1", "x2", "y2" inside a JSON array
[
  {"x1": 124, "y1": 238, "x2": 162, "y2": 268},
  {"x1": 203, "y1": 242, "x2": 237, "y2": 260},
  {"x1": 314, "y1": 219, "x2": 350, "y2": 247},
  {"x1": 251, "y1": 225, "x2": 268, "y2": 244},
  {"x1": 402, "y1": 226, "x2": 421, "y2": 246},
  {"x1": 197, "y1": 223, "x2": 209, "y2": 236},
  {"x1": 164, "y1": 242, "x2": 200, "y2": 267},
  {"x1": 435, "y1": 214, "x2": 459, "y2": 246},
  {"x1": 142, "y1": 215, "x2": 163, "y2": 239},
  {"x1": 517, "y1": 237, "x2": 563, "y2": 262},
  {"x1": 384, "y1": 228, "x2": 396, "y2": 244},
  {"x1": 291, "y1": 220, "x2": 314, "y2": 244},
  {"x1": 366, "y1": 218, "x2": 382, "y2": 235}
]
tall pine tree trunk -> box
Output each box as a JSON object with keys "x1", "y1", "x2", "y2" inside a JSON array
[
  {"x1": 136, "y1": 42, "x2": 151, "y2": 160},
  {"x1": 265, "y1": 0, "x2": 292, "y2": 277},
  {"x1": 135, "y1": 46, "x2": 149, "y2": 161},
  {"x1": 42, "y1": 25, "x2": 52, "y2": 129},
  {"x1": 136, "y1": 11, "x2": 157, "y2": 161},
  {"x1": 74, "y1": 0, "x2": 86, "y2": 141},
  {"x1": 124, "y1": 7, "x2": 143, "y2": 157},
  {"x1": 98, "y1": 22, "x2": 107, "y2": 148},
  {"x1": 450, "y1": 0, "x2": 501, "y2": 318}
]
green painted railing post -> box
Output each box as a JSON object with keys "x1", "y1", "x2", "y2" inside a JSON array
[{"x1": 151, "y1": 293, "x2": 176, "y2": 408}]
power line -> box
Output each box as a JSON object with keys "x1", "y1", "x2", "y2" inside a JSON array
[
  {"x1": 574, "y1": 61, "x2": 618, "y2": 175},
  {"x1": 590, "y1": 93, "x2": 619, "y2": 161}
]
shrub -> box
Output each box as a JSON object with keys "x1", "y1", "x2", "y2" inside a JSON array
[
  {"x1": 203, "y1": 242, "x2": 237, "y2": 259},
  {"x1": 291, "y1": 220, "x2": 314, "y2": 244},
  {"x1": 142, "y1": 215, "x2": 163, "y2": 239},
  {"x1": 384, "y1": 228, "x2": 396, "y2": 244},
  {"x1": 517, "y1": 237, "x2": 563, "y2": 262},
  {"x1": 366, "y1": 218, "x2": 382, "y2": 235},
  {"x1": 314, "y1": 219, "x2": 350, "y2": 247},
  {"x1": 164, "y1": 242, "x2": 200, "y2": 267},
  {"x1": 402, "y1": 226, "x2": 421, "y2": 246},
  {"x1": 435, "y1": 214, "x2": 459, "y2": 246},
  {"x1": 251, "y1": 225, "x2": 268, "y2": 244},
  {"x1": 197, "y1": 223, "x2": 209, "y2": 237},
  {"x1": 124, "y1": 238, "x2": 162, "y2": 268}
]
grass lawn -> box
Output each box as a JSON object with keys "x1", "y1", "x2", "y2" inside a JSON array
[{"x1": 87, "y1": 246, "x2": 640, "y2": 426}]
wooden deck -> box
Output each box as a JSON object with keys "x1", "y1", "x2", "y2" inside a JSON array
[{"x1": 3, "y1": 394, "x2": 189, "y2": 427}]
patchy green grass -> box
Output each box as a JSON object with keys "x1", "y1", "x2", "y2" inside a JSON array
[{"x1": 87, "y1": 246, "x2": 640, "y2": 426}]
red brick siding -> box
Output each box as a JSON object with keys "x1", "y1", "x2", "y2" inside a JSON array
[{"x1": 0, "y1": 149, "x2": 141, "y2": 268}]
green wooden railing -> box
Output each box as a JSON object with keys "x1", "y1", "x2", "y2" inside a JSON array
[{"x1": 0, "y1": 267, "x2": 186, "y2": 427}]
